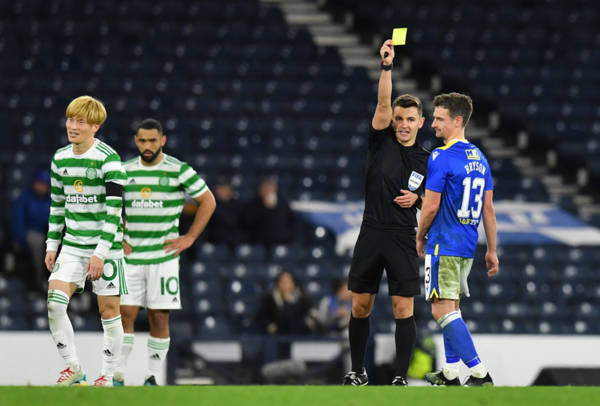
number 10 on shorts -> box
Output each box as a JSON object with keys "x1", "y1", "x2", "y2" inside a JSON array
[{"x1": 160, "y1": 276, "x2": 179, "y2": 295}]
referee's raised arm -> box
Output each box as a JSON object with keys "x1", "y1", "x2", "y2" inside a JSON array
[{"x1": 372, "y1": 40, "x2": 395, "y2": 130}]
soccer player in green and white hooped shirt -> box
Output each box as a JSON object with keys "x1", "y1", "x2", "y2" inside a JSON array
[
  {"x1": 113, "y1": 118, "x2": 216, "y2": 386},
  {"x1": 45, "y1": 96, "x2": 128, "y2": 387}
]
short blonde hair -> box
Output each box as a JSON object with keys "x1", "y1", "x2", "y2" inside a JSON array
[{"x1": 65, "y1": 95, "x2": 107, "y2": 125}]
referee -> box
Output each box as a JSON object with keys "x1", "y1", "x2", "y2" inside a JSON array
[{"x1": 343, "y1": 39, "x2": 430, "y2": 386}]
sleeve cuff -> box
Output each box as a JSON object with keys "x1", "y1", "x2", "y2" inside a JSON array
[
  {"x1": 93, "y1": 242, "x2": 111, "y2": 260},
  {"x1": 46, "y1": 240, "x2": 60, "y2": 252}
]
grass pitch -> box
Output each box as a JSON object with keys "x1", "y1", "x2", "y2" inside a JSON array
[{"x1": 1, "y1": 386, "x2": 599, "y2": 406}]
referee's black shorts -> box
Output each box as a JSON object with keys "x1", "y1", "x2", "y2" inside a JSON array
[{"x1": 348, "y1": 224, "x2": 420, "y2": 297}]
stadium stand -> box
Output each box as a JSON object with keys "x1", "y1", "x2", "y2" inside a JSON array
[{"x1": 1, "y1": 0, "x2": 599, "y2": 384}]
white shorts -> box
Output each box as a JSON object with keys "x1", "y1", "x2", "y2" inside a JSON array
[
  {"x1": 49, "y1": 252, "x2": 127, "y2": 296},
  {"x1": 120, "y1": 257, "x2": 181, "y2": 310}
]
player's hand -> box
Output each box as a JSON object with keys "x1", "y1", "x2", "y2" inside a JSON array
[
  {"x1": 485, "y1": 250, "x2": 499, "y2": 277},
  {"x1": 394, "y1": 189, "x2": 417, "y2": 208},
  {"x1": 123, "y1": 240, "x2": 133, "y2": 256},
  {"x1": 86, "y1": 255, "x2": 104, "y2": 281},
  {"x1": 380, "y1": 39, "x2": 394, "y2": 65},
  {"x1": 416, "y1": 237, "x2": 426, "y2": 259},
  {"x1": 164, "y1": 235, "x2": 195, "y2": 257},
  {"x1": 45, "y1": 251, "x2": 57, "y2": 272}
]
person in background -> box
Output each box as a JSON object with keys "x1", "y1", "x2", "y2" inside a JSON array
[
  {"x1": 254, "y1": 271, "x2": 318, "y2": 336},
  {"x1": 203, "y1": 176, "x2": 243, "y2": 250},
  {"x1": 316, "y1": 278, "x2": 352, "y2": 335},
  {"x1": 254, "y1": 271, "x2": 319, "y2": 365},
  {"x1": 242, "y1": 176, "x2": 296, "y2": 251},
  {"x1": 11, "y1": 170, "x2": 51, "y2": 291}
]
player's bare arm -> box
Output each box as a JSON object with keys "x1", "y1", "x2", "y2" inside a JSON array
[
  {"x1": 416, "y1": 189, "x2": 441, "y2": 258},
  {"x1": 393, "y1": 189, "x2": 419, "y2": 208},
  {"x1": 164, "y1": 189, "x2": 216, "y2": 257},
  {"x1": 372, "y1": 40, "x2": 395, "y2": 130},
  {"x1": 481, "y1": 190, "x2": 499, "y2": 277}
]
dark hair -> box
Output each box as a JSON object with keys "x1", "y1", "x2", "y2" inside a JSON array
[
  {"x1": 392, "y1": 94, "x2": 423, "y2": 117},
  {"x1": 137, "y1": 118, "x2": 163, "y2": 134},
  {"x1": 274, "y1": 270, "x2": 303, "y2": 293},
  {"x1": 214, "y1": 175, "x2": 231, "y2": 187},
  {"x1": 433, "y1": 92, "x2": 473, "y2": 127},
  {"x1": 259, "y1": 174, "x2": 278, "y2": 187}
]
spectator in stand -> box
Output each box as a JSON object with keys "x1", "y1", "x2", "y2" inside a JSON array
[
  {"x1": 11, "y1": 170, "x2": 51, "y2": 291},
  {"x1": 316, "y1": 278, "x2": 352, "y2": 335},
  {"x1": 242, "y1": 175, "x2": 296, "y2": 251},
  {"x1": 203, "y1": 176, "x2": 243, "y2": 250},
  {"x1": 254, "y1": 271, "x2": 318, "y2": 336}
]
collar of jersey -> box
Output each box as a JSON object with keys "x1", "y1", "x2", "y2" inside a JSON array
[
  {"x1": 72, "y1": 138, "x2": 99, "y2": 157},
  {"x1": 437, "y1": 138, "x2": 468, "y2": 151}
]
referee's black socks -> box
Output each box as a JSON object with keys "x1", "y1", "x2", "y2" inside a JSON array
[
  {"x1": 394, "y1": 315, "x2": 416, "y2": 378},
  {"x1": 349, "y1": 314, "x2": 370, "y2": 373}
]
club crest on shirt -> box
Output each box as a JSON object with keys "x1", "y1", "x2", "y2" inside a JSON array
[
  {"x1": 465, "y1": 149, "x2": 481, "y2": 160},
  {"x1": 159, "y1": 175, "x2": 170, "y2": 186},
  {"x1": 86, "y1": 167, "x2": 97, "y2": 179},
  {"x1": 408, "y1": 171, "x2": 424, "y2": 191}
]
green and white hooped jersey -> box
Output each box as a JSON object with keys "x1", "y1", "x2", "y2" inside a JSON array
[
  {"x1": 123, "y1": 154, "x2": 208, "y2": 265},
  {"x1": 46, "y1": 139, "x2": 127, "y2": 260}
]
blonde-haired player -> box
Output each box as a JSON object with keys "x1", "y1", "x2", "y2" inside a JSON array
[{"x1": 46, "y1": 95, "x2": 127, "y2": 386}]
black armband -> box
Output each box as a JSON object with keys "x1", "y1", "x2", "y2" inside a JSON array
[
  {"x1": 105, "y1": 181, "x2": 124, "y2": 197},
  {"x1": 381, "y1": 62, "x2": 393, "y2": 71}
]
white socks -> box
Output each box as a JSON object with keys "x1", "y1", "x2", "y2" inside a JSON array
[
  {"x1": 443, "y1": 359, "x2": 488, "y2": 380},
  {"x1": 470, "y1": 361, "x2": 488, "y2": 378},
  {"x1": 115, "y1": 333, "x2": 135, "y2": 379},
  {"x1": 48, "y1": 290, "x2": 80, "y2": 370},
  {"x1": 147, "y1": 336, "x2": 170, "y2": 378},
  {"x1": 101, "y1": 315, "x2": 124, "y2": 378},
  {"x1": 443, "y1": 362, "x2": 460, "y2": 380},
  {"x1": 114, "y1": 334, "x2": 171, "y2": 381}
]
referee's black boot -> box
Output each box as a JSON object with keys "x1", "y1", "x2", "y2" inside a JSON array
[
  {"x1": 342, "y1": 369, "x2": 368, "y2": 386},
  {"x1": 391, "y1": 376, "x2": 408, "y2": 386},
  {"x1": 425, "y1": 370, "x2": 461, "y2": 386},
  {"x1": 464, "y1": 372, "x2": 493, "y2": 386}
]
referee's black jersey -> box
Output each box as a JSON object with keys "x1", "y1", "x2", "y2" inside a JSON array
[{"x1": 362, "y1": 124, "x2": 430, "y2": 230}]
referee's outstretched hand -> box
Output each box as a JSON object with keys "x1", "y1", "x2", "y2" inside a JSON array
[
  {"x1": 380, "y1": 39, "x2": 394, "y2": 65},
  {"x1": 394, "y1": 189, "x2": 417, "y2": 208}
]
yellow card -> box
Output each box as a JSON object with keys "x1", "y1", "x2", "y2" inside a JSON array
[{"x1": 392, "y1": 28, "x2": 407, "y2": 45}]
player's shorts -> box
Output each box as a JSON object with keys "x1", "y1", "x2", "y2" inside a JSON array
[
  {"x1": 49, "y1": 252, "x2": 127, "y2": 296},
  {"x1": 348, "y1": 224, "x2": 420, "y2": 296},
  {"x1": 424, "y1": 254, "x2": 473, "y2": 301},
  {"x1": 120, "y1": 257, "x2": 181, "y2": 310}
]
